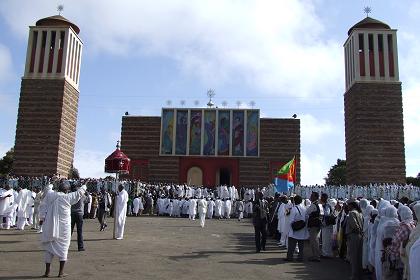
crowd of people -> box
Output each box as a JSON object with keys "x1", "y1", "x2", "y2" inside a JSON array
[
  {"x1": 254, "y1": 191, "x2": 420, "y2": 280},
  {"x1": 0, "y1": 176, "x2": 419, "y2": 279}
]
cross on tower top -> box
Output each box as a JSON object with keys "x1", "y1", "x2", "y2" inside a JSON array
[
  {"x1": 57, "y1": 4, "x2": 64, "y2": 15},
  {"x1": 363, "y1": 6, "x2": 372, "y2": 17}
]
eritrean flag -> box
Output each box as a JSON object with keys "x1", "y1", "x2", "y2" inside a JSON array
[{"x1": 274, "y1": 157, "x2": 296, "y2": 193}]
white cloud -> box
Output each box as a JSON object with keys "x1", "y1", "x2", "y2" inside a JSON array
[
  {"x1": 403, "y1": 85, "x2": 420, "y2": 147},
  {"x1": 73, "y1": 149, "x2": 108, "y2": 178},
  {"x1": 300, "y1": 113, "x2": 335, "y2": 144},
  {"x1": 0, "y1": 44, "x2": 13, "y2": 83},
  {"x1": 0, "y1": 0, "x2": 343, "y2": 100},
  {"x1": 0, "y1": 143, "x2": 11, "y2": 158},
  {"x1": 301, "y1": 152, "x2": 328, "y2": 185}
]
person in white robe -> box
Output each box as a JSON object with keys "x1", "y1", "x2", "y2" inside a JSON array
[
  {"x1": 236, "y1": 200, "x2": 244, "y2": 221},
  {"x1": 16, "y1": 187, "x2": 32, "y2": 230},
  {"x1": 32, "y1": 187, "x2": 42, "y2": 230},
  {"x1": 320, "y1": 193, "x2": 334, "y2": 258},
  {"x1": 132, "y1": 196, "x2": 140, "y2": 216},
  {"x1": 173, "y1": 199, "x2": 181, "y2": 217},
  {"x1": 86, "y1": 192, "x2": 92, "y2": 217},
  {"x1": 0, "y1": 184, "x2": 14, "y2": 229},
  {"x1": 375, "y1": 203, "x2": 397, "y2": 280},
  {"x1": 367, "y1": 208, "x2": 378, "y2": 269},
  {"x1": 197, "y1": 198, "x2": 207, "y2": 228},
  {"x1": 409, "y1": 238, "x2": 420, "y2": 280},
  {"x1": 27, "y1": 190, "x2": 35, "y2": 226},
  {"x1": 277, "y1": 200, "x2": 286, "y2": 246},
  {"x1": 41, "y1": 183, "x2": 86, "y2": 278},
  {"x1": 215, "y1": 198, "x2": 222, "y2": 219},
  {"x1": 283, "y1": 201, "x2": 293, "y2": 249},
  {"x1": 189, "y1": 198, "x2": 197, "y2": 220},
  {"x1": 224, "y1": 198, "x2": 232, "y2": 219},
  {"x1": 363, "y1": 204, "x2": 374, "y2": 269},
  {"x1": 286, "y1": 195, "x2": 309, "y2": 261},
  {"x1": 167, "y1": 199, "x2": 174, "y2": 217},
  {"x1": 115, "y1": 185, "x2": 129, "y2": 240},
  {"x1": 207, "y1": 198, "x2": 215, "y2": 219}
]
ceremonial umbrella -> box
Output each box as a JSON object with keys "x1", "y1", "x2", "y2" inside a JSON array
[{"x1": 104, "y1": 140, "x2": 130, "y2": 239}]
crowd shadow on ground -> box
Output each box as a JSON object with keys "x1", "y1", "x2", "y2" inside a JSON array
[{"x1": 168, "y1": 230, "x2": 351, "y2": 280}]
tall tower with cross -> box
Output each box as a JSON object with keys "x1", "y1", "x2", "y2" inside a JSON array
[
  {"x1": 12, "y1": 11, "x2": 83, "y2": 177},
  {"x1": 343, "y1": 11, "x2": 405, "y2": 184}
]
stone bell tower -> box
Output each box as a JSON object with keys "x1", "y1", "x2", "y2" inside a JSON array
[
  {"x1": 12, "y1": 15, "x2": 83, "y2": 177},
  {"x1": 344, "y1": 16, "x2": 405, "y2": 185}
]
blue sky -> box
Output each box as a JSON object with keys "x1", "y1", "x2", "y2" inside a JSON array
[{"x1": 0, "y1": 0, "x2": 419, "y2": 184}]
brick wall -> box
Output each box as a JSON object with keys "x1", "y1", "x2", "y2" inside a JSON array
[
  {"x1": 121, "y1": 116, "x2": 300, "y2": 186},
  {"x1": 12, "y1": 78, "x2": 79, "y2": 177},
  {"x1": 344, "y1": 82, "x2": 406, "y2": 185}
]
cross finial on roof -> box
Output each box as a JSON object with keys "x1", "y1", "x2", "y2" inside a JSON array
[
  {"x1": 364, "y1": 6, "x2": 372, "y2": 17},
  {"x1": 116, "y1": 140, "x2": 120, "y2": 149},
  {"x1": 57, "y1": 4, "x2": 64, "y2": 15}
]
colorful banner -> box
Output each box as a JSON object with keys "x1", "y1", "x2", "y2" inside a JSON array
[
  {"x1": 189, "y1": 110, "x2": 202, "y2": 155},
  {"x1": 161, "y1": 109, "x2": 174, "y2": 155},
  {"x1": 218, "y1": 111, "x2": 230, "y2": 156},
  {"x1": 203, "y1": 110, "x2": 216, "y2": 155},
  {"x1": 175, "y1": 110, "x2": 188, "y2": 155},
  {"x1": 246, "y1": 110, "x2": 259, "y2": 156},
  {"x1": 232, "y1": 111, "x2": 244, "y2": 156}
]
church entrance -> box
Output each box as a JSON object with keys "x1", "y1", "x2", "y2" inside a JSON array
[
  {"x1": 218, "y1": 168, "x2": 231, "y2": 186},
  {"x1": 187, "y1": 166, "x2": 203, "y2": 186}
]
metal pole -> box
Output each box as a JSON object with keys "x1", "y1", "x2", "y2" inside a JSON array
[{"x1": 113, "y1": 172, "x2": 119, "y2": 239}]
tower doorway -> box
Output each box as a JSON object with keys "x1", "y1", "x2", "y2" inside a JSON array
[{"x1": 187, "y1": 166, "x2": 203, "y2": 186}]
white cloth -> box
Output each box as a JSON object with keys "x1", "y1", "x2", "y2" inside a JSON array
[
  {"x1": 198, "y1": 199, "x2": 207, "y2": 228},
  {"x1": 207, "y1": 200, "x2": 215, "y2": 218},
  {"x1": 115, "y1": 189, "x2": 128, "y2": 239},
  {"x1": 41, "y1": 187, "x2": 86, "y2": 261},
  {"x1": 132, "y1": 197, "x2": 140, "y2": 214},
  {"x1": 224, "y1": 200, "x2": 232, "y2": 218},
  {"x1": 409, "y1": 238, "x2": 420, "y2": 280},
  {"x1": 288, "y1": 204, "x2": 309, "y2": 240},
  {"x1": 0, "y1": 189, "x2": 14, "y2": 217},
  {"x1": 215, "y1": 199, "x2": 222, "y2": 217},
  {"x1": 189, "y1": 199, "x2": 197, "y2": 219}
]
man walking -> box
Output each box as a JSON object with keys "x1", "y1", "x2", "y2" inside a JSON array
[
  {"x1": 115, "y1": 184, "x2": 128, "y2": 240},
  {"x1": 97, "y1": 187, "x2": 111, "y2": 231},
  {"x1": 306, "y1": 192, "x2": 322, "y2": 262},
  {"x1": 71, "y1": 184, "x2": 85, "y2": 251},
  {"x1": 197, "y1": 197, "x2": 207, "y2": 228},
  {"x1": 253, "y1": 192, "x2": 269, "y2": 253}
]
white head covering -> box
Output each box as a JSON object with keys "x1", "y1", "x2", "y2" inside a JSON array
[
  {"x1": 371, "y1": 208, "x2": 378, "y2": 217},
  {"x1": 398, "y1": 205, "x2": 413, "y2": 223},
  {"x1": 385, "y1": 206, "x2": 398, "y2": 220},
  {"x1": 359, "y1": 199, "x2": 369, "y2": 211},
  {"x1": 413, "y1": 203, "x2": 420, "y2": 220},
  {"x1": 383, "y1": 221, "x2": 399, "y2": 239},
  {"x1": 304, "y1": 199, "x2": 311, "y2": 208},
  {"x1": 328, "y1": 198, "x2": 337, "y2": 209},
  {"x1": 365, "y1": 205, "x2": 374, "y2": 217}
]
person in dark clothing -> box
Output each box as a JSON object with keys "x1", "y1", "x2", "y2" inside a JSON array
[
  {"x1": 97, "y1": 188, "x2": 111, "y2": 231},
  {"x1": 252, "y1": 191, "x2": 269, "y2": 253},
  {"x1": 71, "y1": 185, "x2": 85, "y2": 251}
]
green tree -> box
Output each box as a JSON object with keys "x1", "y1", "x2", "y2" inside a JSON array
[
  {"x1": 69, "y1": 165, "x2": 80, "y2": 179},
  {"x1": 325, "y1": 159, "x2": 346, "y2": 186},
  {"x1": 406, "y1": 173, "x2": 420, "y2": 187},
  {"x1": 0, "y1": 148, "x2": 14, "y2": 177}
]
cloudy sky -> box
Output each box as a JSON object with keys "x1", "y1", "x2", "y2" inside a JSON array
[{"x1": 0, "y1": 0, "x2": 419, "y2": 184}]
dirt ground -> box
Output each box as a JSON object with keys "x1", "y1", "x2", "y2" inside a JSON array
[{"x1": 0, "y1": 216, "x2": 352, "y2": 280}]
